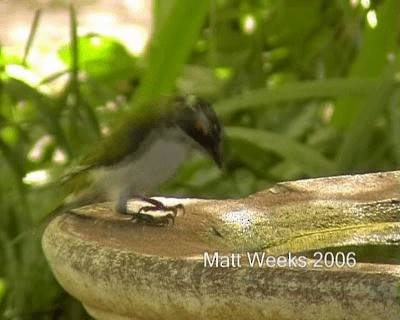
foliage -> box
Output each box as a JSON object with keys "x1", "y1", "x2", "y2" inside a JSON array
[{"x1": 0, "y1": 0, "x2": 398, "y2": 318}]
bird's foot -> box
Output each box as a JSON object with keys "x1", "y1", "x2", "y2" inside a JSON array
[
  {"x1": 118, "y1": 196, "x2": 185, "y2": 226},
  {"x1": 129, "y1": 212, "x2": 176, "y2": 227},
  {"x1": 132, "y1": 203, "x2": 184, "y2": 226}
]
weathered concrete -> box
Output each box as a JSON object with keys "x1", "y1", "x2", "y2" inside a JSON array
[{"x1": 42, "y1": 171, "x2": 400, "y2": 319}]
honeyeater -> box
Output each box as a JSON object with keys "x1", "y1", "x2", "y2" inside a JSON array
[{"x1": 60, "y1": 95, "x2": 223, "y2": 225}]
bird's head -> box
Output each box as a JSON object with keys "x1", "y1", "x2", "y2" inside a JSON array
[{"x1": 174, "y1": 96, "x2": 223, "y2": 168}]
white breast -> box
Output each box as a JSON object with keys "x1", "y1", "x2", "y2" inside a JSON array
[{"x1": 93, "y1": 127, "x2": 191, "y2": 200}]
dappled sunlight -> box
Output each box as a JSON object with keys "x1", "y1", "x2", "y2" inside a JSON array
[
  {"x1": 23, "y1": 169, "x2": 50, "y2": 186},
  {"x1": 242, "y1": 15, "x2": 256, "y2": 34},
  {"x1": 366, "y1": 10, "x2": 378, "y2": 28}
]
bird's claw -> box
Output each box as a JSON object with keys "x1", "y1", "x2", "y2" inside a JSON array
[
  {"x1": 138, "y1": 203, "x2": 185, "y2": 215},
  {"x1": 130, "y1": 203, "x2": 185, "y2": 227},
  {"x1": 130, "y1": 212, "x2": 175, "y2": 226}
]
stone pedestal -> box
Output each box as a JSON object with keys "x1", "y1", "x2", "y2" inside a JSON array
[{"x1": 42, "y1": 171, "x2": 400, "y2": 319}]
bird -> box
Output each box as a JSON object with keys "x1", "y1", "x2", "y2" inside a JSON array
[{"x1": 60, "y1": 95, "x2": 223, "y2": 226}]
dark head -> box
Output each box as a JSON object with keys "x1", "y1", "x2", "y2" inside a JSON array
[{"x1": 174, "y1": 95, "x2": 223, "y2": 168}]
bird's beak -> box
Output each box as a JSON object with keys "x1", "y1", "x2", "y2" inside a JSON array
[{"x1": 211, "y1": 144, "x2": 223, "y2": 168}]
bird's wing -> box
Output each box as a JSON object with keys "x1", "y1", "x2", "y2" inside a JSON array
[
  {"x1": 63, "y1": 96, "x2": 178, "y2": 188},
  {"x1": 80, "y1": 95, "x2": 185, "y2": 168},
  {"x1": 80, "y1": 115, "x2": 154, "y2": 168}
]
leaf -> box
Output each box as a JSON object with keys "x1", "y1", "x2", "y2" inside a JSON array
[
  {"x1": 133, "y1": 1, "x2": 211, "y2": 109},
  {"x1": 58, "y1": 35, "x2": 139, "y2": 81},
  {"x1": 335, "y1": 69, "x2": 399, "y2": 171},
  {"x1": 226, "y1": 126, "x2": 334, "y2": 176},
  {"x1": 22, "y1": 9, "x2": 42, "y2": 66},
  {"x1": 214, "y1": 78, "x2": 380, "y2": 117},
  {"x1": 331, "y1": 0, "x2": 399, "y2": 127}
]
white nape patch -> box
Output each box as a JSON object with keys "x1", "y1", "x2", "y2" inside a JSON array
[{"x1": 93, "y1": 127, "x2": 191, "y2": 201}]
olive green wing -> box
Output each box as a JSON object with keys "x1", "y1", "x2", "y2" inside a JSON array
[
  {"x1": 62, "y1": 96, "x2": 176, "y2": 192},
  {"x1": 61, "y1": 113, "x2": 155, "y2": 193}
]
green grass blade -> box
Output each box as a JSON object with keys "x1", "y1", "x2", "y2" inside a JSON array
[
  {"x1": 153, "y1": 0, "x2": 177, "y2": 36},
  {"x1": 65, "y1": 5, "x2": 100, "y2": 138},
  {"x1": 226, "y1": 126, "x2": 334, "y2": 176},
  {"x1": 133, "y1": 1, "x2": 211, "y2": 109},
  {"x1": 39, "y1": 68, "x2": 71, "y2": 85},
  {"x1": 331, "y1": 0, "x2": 399, "y2": 127},
  {"x1": 215, "y1": 78, "x2": 380, "y2": 117},
  {"x1": 22, "y1": 9, "x2": 42, "y2": 66},
  {"x1": 335, "y1": 70, "x2": 399, "y2": 171},
  {"x1": 388, "y1": 89, "x2": 400, "y2": 164},
  {"x1": 68, "y1": 4, "x2": 80, "y2": 104}
]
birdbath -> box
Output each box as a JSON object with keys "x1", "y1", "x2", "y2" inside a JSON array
[{"x1": 42, "y1": 171, "x2": 400, "y2": 320}]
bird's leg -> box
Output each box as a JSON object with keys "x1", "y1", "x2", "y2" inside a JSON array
[
  {"x1": 115, "y1": 192, "x2": 131, "y2": 215},
  {"x1": 116, "y1": 192, "x2": 184, "y2": 226}
]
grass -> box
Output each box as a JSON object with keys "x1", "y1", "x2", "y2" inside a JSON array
[{"x1": 0, "y1": 0, "x2": 399, "y2": 318}]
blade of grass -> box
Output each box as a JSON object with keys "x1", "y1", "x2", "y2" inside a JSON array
[
  {"x1": 133, "y1": 1, "x2": 210, "y2": 110},
  {"x1": 153, "y1": 0, "x2": 177, "y2": 36},
  {"x1": 335, "y1": 69, "x2": 399, "y2": 171},
  {"x1": 0, "y1": 138, "x2": 25, "y2": 189},
  {"x1": 388, "y1": 89, "x2": 400, "y2": 164},
  {"x1": 22, "y1": 9, "x2": 42, "y2": 66},
  {"x1": 226, "y1": 126, "x2": 334, "y2": 176},
  {"x1": 0, "y1": 278, "x2": 5, "y2": 303},
  {"x1": 214, "y1": 78, "x2": 381, "y2": 117},
  {"x1": 66, "y1": 5, "x2": 100, "y2": 138},
  {"x1": 0, "y1": 46, "x2": 3, "y2": 107},
  {"x1": 331, "y1": 0, "x2": 399, "y2": 127},
  {"x1": 69, "y1": 5, "x2": 79, "y2": 104},
  {"x1": 39, "y1": 69, "x2": 70, "y2": 85},
  {"x1": 0, "y1": 231, "x2": 25, "y2": 316}
]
